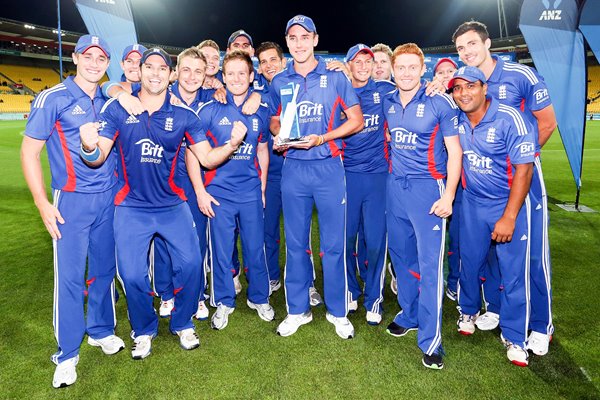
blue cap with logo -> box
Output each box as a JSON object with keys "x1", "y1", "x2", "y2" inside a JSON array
[
  {"x1": 447, "y1": 66, "x2": 486, "y2": 90},
  {"x1": 122, "y1": 44, "x2": 148, "y2": 61},
  {"x1": 228, "y1": 30, "x2": 253, "y2": 48},
  {"x1": 345, "y1": 44, "x2": 374, "y2": 62},
  {"x1": 75, "y1": 34, "x2": 111, "y2": 58},
  {"x1": 285, "y1": 15, "x2": 317, "y2": 35},
  {"x1": 140, "y1": 47, "x2": 173, "y2": 68}
]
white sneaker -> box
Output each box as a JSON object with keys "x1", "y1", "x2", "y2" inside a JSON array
[
  {"x1": 159, "y1": 298, "x2": 174, "y2": 318},
  {"x1": 87, "y1": 334, "x2": 125, "y2": 355},
  {"x1": 270, "y1": 279, "x2": 281, "y2": 292},
  {"x1": 475, "y1": 312, "x2": 500, "y2": 331},
  {"x1": 502, "y1": 334, "x2": 529, "y2": 367},
  {"x1": 247, "y1": 300, "x2": 275, "y2": 322},
  {"x1": 388, "y1": 262, "x2": 398, "y2": 295},
  {"x1": 309, "y1": 287, "x2": 323, "y2": 307},
  {"x1": 131, "y1": 335, "x2": 153, "y2": 360},
  {"x1": 52, "y1": 356, "x2": 78, "y2": 389},
  {"x1": 233, "y1": 275, "x2": 242, "y2": 295},
  {"x1": 195, "y1": 300, "x2": 209, "y2": 321},
  {"x1": 277, "y1": 312, "x2": 313, "y2": 337},
  {"x1": 527, "y1": 331, "x2": 550, "y2": 356},
  {"x1": 366, "y1": 311, "x2": 382, "y2": 325},
  {"x1": 326, "y1": 312, "x2": 355, "y2": 339},
  {"x1": 175, "y1": 328, "x2": 200, "y2": 350},
  {"x1": 445, "y1": 287, "x2": 457, "y2": 302},
  {"x1": 457, "y1": 312, "x2": 479, "y2": 335},
  {"x1": 348, "y1": 300, "x2": 358, "y2": 313},
  {"x1": 211, "y1": 304, "x2": 235, "y2": 330}
]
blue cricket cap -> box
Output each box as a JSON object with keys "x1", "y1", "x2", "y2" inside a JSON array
[
  {"x1": 75, "y1": 34, "x2": 111, "y2": 58},
  {"x1": 345, "y1": 44, "x2": 374, "y2": 62},
  {"x1": 447, "y1": 66, "x2": 486, "y2": 90},
  {"x1": 285, "y1": 15, "x2": 317, "y2": 35},
  {"x1": 228, "y1": 30, "x2": 253, "y2": 48},
  {"x1": 122, "y1": 44, "x2": 148, "y2": 61},
  {"x1": 140, "y1": 47, "x2": 173, "y2": 68}
]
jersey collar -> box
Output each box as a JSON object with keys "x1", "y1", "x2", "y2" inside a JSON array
[
  {"x1": 487, "y1": 54, "x2": 503, "y2": 84},
  {"x1": 63, "y1": 75, "x2": 103, "y2": 101}
]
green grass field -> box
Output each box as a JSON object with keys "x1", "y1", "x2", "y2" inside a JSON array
[{"x1": 1, "y1": 120, "x2": 599, "y2": 399}]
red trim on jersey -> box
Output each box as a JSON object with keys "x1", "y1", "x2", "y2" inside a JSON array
[
  {"x1": 461, "y1": 168, "x2": 467, "y2": 189},
  {"x1": 168, "y1": 141, "x2": 187, "y2": 201},
  {"x1": 506, "y1": 155, "x2": 513, "y2": 188},
  {"x1": 339, "y1": 97, "x2": 349, "y2": 110},
  {"x1": 427, "y1": 124, "x2": 445, "y2": 179},
  {"x1": 203, "y1": 130, "x2": 218, "y2": 187},
  {"x1": 86, "y1": 277, "x2": 96, "y2": 286},
  {"x1": 383, "y1": 120, "x2": 390, "y2": 170},
  {"x1": 185, "y1": 131, "x2": 196, "y2": 146},
  {"x1": 114, "y1": 139, "x2": 130, "y2": 205},
  {"x1": 255, "y1": 132, "x2": 263, "y2": 179},
  {"x1": 520, "y1": 98, "x2": 525, "y2": 112},
  {"x1": 55, "y1": 121, "x2": 76, "y2": 191},
  {"x1": 326, "y1": 96, "x2": 342, "y2": 158},
  {"x1": 276, "y1": 103, "x2": 282, "y2": 117},
  {"x1": 409, "y1": 269, "x2": 421, "y2": 281},
  {"x1": 173, "y1": 287, "x2": 183, "y2": 296}
]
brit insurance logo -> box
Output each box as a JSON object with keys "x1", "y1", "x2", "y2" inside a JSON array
[
  {"x1": 515, "y1": 141, "x2": 535, "y2": 157},
  {"x1": 226, "y1": 140, "x2": 253, "y2": 160},
  {"x1": 297, "y1": 101, "x2": 323, "y2": 124},
  {"x1": 534, "y1": 88, "x2": 549, "y2": 105},
  {"x1": 540, "y1": 0, "x2": 562, "y2": 20},
  {"x1": 360, "y1": 114, "x2": 380, "y2": 134},
  {"x1": 390, "y1": 127, "x2": 417, "y2": 150},
  {"x1": 136, "y1": 138, "x2": 164, "y2": 164},
  {"x1": 464, "y1": 150, "x2": 493, "y2": 174}
]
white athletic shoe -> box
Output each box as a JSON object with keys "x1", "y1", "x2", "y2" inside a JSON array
[
  {"x1": 211, "y1": 304, "x2": 235, "y2": 330},
  {"x1": 527, "y1": 331, "x2": 550, "y2": 356},
  {"x1": 445, "y1": 287, "x2": 457, "y2": 302},
  {"x1": 233, "y1": 275, "x2": 242, "y2": 295},
  {"x1": 475, "y1": 312, "x2": 500, "y2": 331},
  {"x1": 87, "y1": 334, "x2": 125, "y2": 355},
  {"x1": 348, "y1": 300, "x2": 358, "y2": 313},
  {"x1": 52, "y1": 356, "x2": 78, "y2": 389},
  {"x1": 366, "y1": 311, "x2": 382, "y2": 326},
  {"x1": 175, "y1": 328, "x2": 200, "y2": 350},
  {"x1": 326, "y1": 312, "x2": 355, "y2": 339},
  {"x1": 502, "y1": 334, "x2": 529, "y2": 367},
  {"x1": 457, "y1": 312, "x2": 479, "y2": 335},
  {"x1": 309, "y1": 287, "x2": 323, "y2": 307},
  {"x1": 159, "y1": 298, "x2": 174, "y2": 318},
  {"x1": 277, "y1": 312, "x2": 313, "y2": 337},
  {"x1": 195, "y1": 300, "x2": 209, "y2": 321},
  {"x1": 270, "y1": 280, "x2": 281, "y2": 292},
  {"x1": 131, "y1": 335, "x2": 153, "y2": 360},
  {"x1": 247, "y1": 300, "x2": 275, "y2": 322},
  {"x1": 388, "y1": 262, "x2": 398, "y2": 295}
]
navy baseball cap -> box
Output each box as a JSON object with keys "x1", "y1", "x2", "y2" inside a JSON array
[
  {"x1": 228, "y1": 30, "x2": 253, "y2": 48},
  {"x1": 434, "y1": 57, "x2": 458, "y2": 74},
  {"x1": 285, "y1": 15, "x2": 317, "y2": 35},
  {"x1": 447, "y1": 66, "x2": 486, "y2": 90},
  {"x1": 122, "y1": 44, "x2": 148, "y2": 61},
  {"x1": 75, "y1": 34, "x2": 111, "y2": 58},
  {"x1": 345, "y1": 44, "x2": 374, "y2": 62},
  {"x1": 140, "y1": 47, "x2": 173, "y2": 68}
]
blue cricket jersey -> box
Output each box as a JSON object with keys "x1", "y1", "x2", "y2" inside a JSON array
[{"x1": 25, "y1": 76, "x2": 116, "y2": 193}]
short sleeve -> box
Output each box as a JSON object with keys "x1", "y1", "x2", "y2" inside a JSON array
[
  {"x1": 24, "y1": 94, "x2": 59, "y2": 140},
  {"x1": 98, "y1": 99, "x2": 121, "y2": 141}
]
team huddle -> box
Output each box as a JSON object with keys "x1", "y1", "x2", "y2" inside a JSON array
[{"x1": 20, "y1": 15, "x2": 556, "y2": 388}]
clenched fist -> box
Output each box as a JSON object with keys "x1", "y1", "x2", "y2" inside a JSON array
[
  {"x1": 230, "y1": 121, "x2": 247, "y2": 149},
  {"x1": 80, "y1": 122, "x2": 101, "y2": 152}
]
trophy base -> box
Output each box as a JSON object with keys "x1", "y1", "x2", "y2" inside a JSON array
[{"x1": 276, "y1": 136, "x2": 310, "y2": 146}]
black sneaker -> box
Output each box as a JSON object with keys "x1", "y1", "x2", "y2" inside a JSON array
[
  {"x1": 386, "y1": 321, "x2": 417, "y2": 337},
  {"x1": 422, "y1": 352, "x2": 444, "y2": 370}
]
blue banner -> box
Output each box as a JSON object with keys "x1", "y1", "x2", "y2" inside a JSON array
[
  {"x1": 519, "y1": 0, "x2": 586, "y2": 190},
  {"x1": 579, "y1": 0, "x2": 600, "y2": 64},
  {"x1": 75, "y1": 0, "x2": 138, "y2": 81}
]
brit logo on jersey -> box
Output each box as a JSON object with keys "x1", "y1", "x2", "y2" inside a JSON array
[
  {"x1": 136, "y1": 138, "x2": 164, "y2": 164},
  {"x1": 515, "y1": 141, "x2": 535, "y2": 157},
  {"x1": 391, "y1": 127, "x2": 417, "y2": 150},
  {"x1": 297, "y1": 101, "x2": 323, "y2": 124},
  {"x1": 319, "y1": 75, "x2": 327, "y2": 88},
  {"x1": 219, "y1": 116, "x2": 232, "y2": 126},
  {"x1": 534, "y1": 88, "x2": 549, "y2": 105},
  {"x1": 126, "y1": 115, "x2": 140, "y2": 124},
  {"x1": 464, "y1": 150, "x2": 493, "y2": 174},
  {"x1": 71, "y1": 105, "x2": 86, "y2": 116},
  {"x1": 361, "y1": 114, "x2": 380, "y2": 134},
  {"x1": 486, "y1": 127, "x2": 496, "y2": 143},
  {"x1": 416, "y1": 104, "x2": 425, "y2": 118},
  {"x1": 226, "y1": 140, "x2": 253, "y2": 160},
  {"x1": 373, "y1": 92, "x2": 380, "y2": 104},
  {"x1": 164, "y1": 117, "x2": 173, "y2": 132},
  {"x1": 498, "y1": 85, "x2": 507, "y2": 100}
]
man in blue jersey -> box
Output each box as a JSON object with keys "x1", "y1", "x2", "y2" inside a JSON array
[
  {"x1": 79, "y1": 47, "x2": 246, "y2": 359},
  {"x1": 200, "y1": 50, "x2": 273, "y2": 330},
  {"x1": 197, "y1": 40, "x2": 224, "y2": 91},
  {"x1": 343, "y1": 44, "x2": 394, "y2": 325},
  {"x1": 269, "y1": 15, "x2": 364, "y2": 339},
  {"x1": 120, "y1": 44, "x2": 147, "y2": 83},
  {"x1": 21, "y1": 34, "x2": 125, "y2": 389},
  {"x1": 371, "y1": 43, "x2": 394, "y2": 82},
  {"x1": 450, "y1": 66, "x2": 535, "y2": 366},
  {"x1": 453, "y1": 21, "x2": 556, "y2": 356},
  {"x1": 383, "y1": 43, "x2": 462, "y2": 369}
]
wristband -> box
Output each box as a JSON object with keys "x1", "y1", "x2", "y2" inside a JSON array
[
  {"x1": 102, "y1": 81, "x2": 122, "y2": 99},
  {"x1": 317, "y1": 135, "x2": 325, "y2": 146},
  {"x1": 80, "y1": 144, "x2": 101, "y2": 163}
]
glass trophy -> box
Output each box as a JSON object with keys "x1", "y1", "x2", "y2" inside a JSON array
[{"x1": 277, "y1": 82, "x2": 309, "y2": 146}]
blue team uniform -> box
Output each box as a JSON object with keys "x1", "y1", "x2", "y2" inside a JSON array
[
  {"x1": 383, "y1": 83, "x2": 459, "y2": 356},
  {"x1": 269, "y1": 58, "x2": 360, "y2": 317},
  {"x1": 343, "y1": 79, "x2": 394, "y2": 317},
  {"x1": 198, "y1": 93, "x2": 271, "y2": 309},
  {"x1": 264, "y1": 128, "x2": 285, "y2": 283},
  {"x1": 99, "y1": 94, "x2": 205, "y2": 337},
  {"x1": 25, "y1": 76, "x2": 118, "y2": 364},
  {"x1": 483, "y1": 55, "x2": 553, "y2": 336},
  {"x1": 457, "y1": 97, "x2": 536, "y2": 347}
]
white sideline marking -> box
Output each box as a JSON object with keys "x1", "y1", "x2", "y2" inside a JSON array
[{"x1": 580, "y1": 367, "x2": 592, "y2": 382}]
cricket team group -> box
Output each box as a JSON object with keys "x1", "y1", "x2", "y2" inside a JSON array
[{"x1": 20, "y1": 14, "x2": 556, "y2": 388}]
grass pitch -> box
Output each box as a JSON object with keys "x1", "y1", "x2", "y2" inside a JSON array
[{"x1": 0, "y1": 120, "x2": 599, "y2": 399}]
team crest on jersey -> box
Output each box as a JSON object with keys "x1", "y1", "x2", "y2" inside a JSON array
[
  {"x1": 253, "y1": 81, "x2": 265, "y2": 91},
  {"x1": 219, "y1": 116, "x2": 232, "y2": 126},
  {"x1": 164, "y1": 117, "x2": 173, "y2": 132},
  {"x1": 387, "y1": 105, "x2": 395, "y2": 114},
  {"x1": 252, "y1": 118, "x2": 259, "y2": 132},
  {"x1": 320, "y1": 75, "x2": 327, "y2": 88},
  {"x1": 373, "y1": 92, "x2": 380, "y2": 104},
  {"x1": 136, "y1": 138, "x2": 164, "y2": 164},
  {"x1": 126, "y1": 115, "x2": 140, "y2": 124},
  {"x1": 416, "y1": 104, "x2": 425, "y2": 118},
  {"x1": 498, "y1": 85, "x2": 507, "y2": 100},
  {"x1": 486, "y1": 127, "x2": 496, "y2": 143},
  {"x1": 71, "y1": 105, "x2": 86, "y2": 116}
]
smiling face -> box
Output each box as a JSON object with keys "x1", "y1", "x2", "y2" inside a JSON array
[
  {"x1": 285, "y1": 24, "x2": 318, "y2": 64},
  {"x1": 455, "y1": 30, "x2": 491, "y2": 68},
  {"x1": 451, "y1": 78, "x2": 487, "y2": 114},
  {"x1": 120, "y1": 52, "x2": 142, "y2": 83},
  {"x1": 199, "y1": 46, "x2": 220, "y2": 78},
  {"x1": 228, "y1": 36, "x2": 254, "y2": 57},
  {"x1": 140, "y1": 54, "x2": 171, "y2": 95},
  {"x1": 392, "y1": 53, "x2": 425, "y2": 93},
  {"x1": 223, "y1": 58, "x2": 253, "y2": 97},
  {"x1": 435, "y1": 62, "x2": 458, "y2": 88},
  {"x1": 348, "y1": 51, "x2": 374, "y2": 86},
  {"x1": 258, "y1": 48, "x2": 284, "y2": 83},
  {"x1": 176, "y1": 56, "x2": 206, "y2": 95},
  {"x1": 372, "y1": 51, "x2": 392, "y2": 80},
  {"x1": 73, "y1": 46, "x2": 109, "y2": 84}
]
